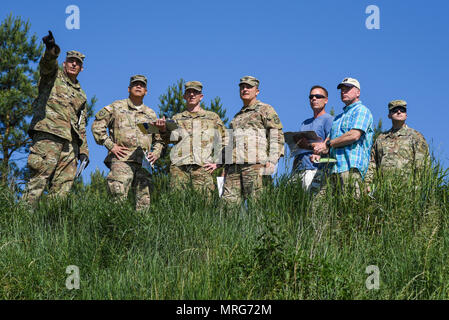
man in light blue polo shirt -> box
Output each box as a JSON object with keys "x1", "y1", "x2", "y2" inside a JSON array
[
  {"x1": 292, "y1": 85, "x2": 333, "y2": 191},
  {"x1": 313, "y1": 77, "x2": 374, "y2": 196}
]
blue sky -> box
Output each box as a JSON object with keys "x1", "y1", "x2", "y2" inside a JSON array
[{"x1": 3, "y1": 0, "x2": 449, "y2": 182}]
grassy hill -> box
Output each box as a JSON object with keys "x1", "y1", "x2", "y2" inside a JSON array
[{"x1": 0, "y1": 164, "x2": 448, "y2": 299}]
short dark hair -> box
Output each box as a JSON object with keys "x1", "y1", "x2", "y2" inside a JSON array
[{"x1": 310, "y1": 85, "x2": 328, "y2": 97}]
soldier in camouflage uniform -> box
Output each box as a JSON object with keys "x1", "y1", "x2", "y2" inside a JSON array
[
  {"x1": 365, "y1": 99, "x2": 429, "y2": 185},
  {"x1": 23, "y1": 31, "x2": 89, "y2": 205},
  {"x1": 221, "y1": 76, "x2": 285, "y2": 204},
  {"x1": 156, "y1": 81, "x2": 226, "y2": 195},
  {"x1": 91, "y1": 75, "x2": 165, "y2": 211}
]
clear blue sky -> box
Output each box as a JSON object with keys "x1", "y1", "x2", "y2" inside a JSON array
[{"x1": 3, "y1": 0, "x2": 449, "y2": 182}]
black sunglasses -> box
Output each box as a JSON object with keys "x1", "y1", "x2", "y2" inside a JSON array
[
  {"x1": 309, "y1": 94, "x2": 326, "y2": 99},
  {"x1": 390, "y1": 107, "x2": 406, "y2": 114}
]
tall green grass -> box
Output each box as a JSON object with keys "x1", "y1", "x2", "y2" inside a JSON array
[{"x1": 0, "y1": 163, "x2": 448, "y2": 299}]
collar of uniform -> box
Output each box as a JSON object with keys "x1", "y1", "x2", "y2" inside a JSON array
[
  {"x1": 61, "y1": 69, "x2": 81, "y2": 89},
  {"x1": 343, "y1": 100, "x2": 362, "y2": 112},
  {"x1": 389, "y1": 123, "x2": 409, "y2": 136},
  {"x1": 241, "y1": 100, "x2": 261, "y2": 111},
  {"x1": 184, "y1": 108, "x2": 206, "y2": 118},
  {"x1": 127, "y1": 98, "x2": 144, "y2": 110}
]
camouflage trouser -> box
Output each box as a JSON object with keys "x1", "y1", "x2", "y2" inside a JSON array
[
  {"x1": 169, "y1": 165, "x2": 215, "y2": 195},
  {"x1": 312, "y1": 168, "x2": 362, "y2": 212},
  {"x1": 221, "y1": 164, "x2": 264, "y2": 204},
  {"x1": 321, "y1": 168, "x2": 362, "y2": 197},
  {"x1": 23, "y1": 131, "x2": 79, "y2": 205},
  {"x1": 107, "y1": 161, "x2": 151, "y2": 211}
]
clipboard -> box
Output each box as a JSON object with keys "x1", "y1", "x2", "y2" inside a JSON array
[
  {"x1": 137, "y1": 120, "x2": 178, "y2": 134},
  {"x1": 284, "y1": 131, "x2": 322, "y2": 157}
]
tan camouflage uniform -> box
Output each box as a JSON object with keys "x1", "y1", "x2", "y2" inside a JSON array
[
  {"x1": 365, "y1": 124, "x2": 429, "y2": 184},
  {"x1": 366, "y1": 99, "x2": 429, "y2": 185},
  {"x1": 167, "y1": 108, "x2": 226, "y2": 195},
  {"x1": 222, "y1": 85, "x2": 285, "y2": 204},
  {"x1": 23, "y1": 45, "x2": 89, "y2": 205},
  {"x1": 92, "y1": 85, "x2": 164, "y2": 211}
]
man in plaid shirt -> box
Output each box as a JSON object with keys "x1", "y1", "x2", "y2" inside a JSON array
[{"x1": 312, "y1": 77, "x2": 374, "y2": 196}]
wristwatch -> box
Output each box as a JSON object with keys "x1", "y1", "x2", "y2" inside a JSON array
[{"x1": 326, "y1": 140, "x2": 331, "y2": 149}]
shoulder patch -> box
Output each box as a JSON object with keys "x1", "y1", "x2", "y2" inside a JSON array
[{"x1": 95, "y1": 107, "x2": 111, "y2": 120}]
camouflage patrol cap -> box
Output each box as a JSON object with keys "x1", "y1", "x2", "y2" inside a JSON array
[
  {"x1": 337, "y1": 77, "x2": 360, "y2": 90},
  {"x1": 239, "y1": 76, "x2": 260, "y2": 88},
  {"x1": 388, "y1": 99, "x2": 407, "y2": 111},
  {"x1": 129, "y1": 74, "x2": 147, "y2": 87},
  {"x1": 184, "y1": 81, "x2": 203, "y2": 92},
  {"x1": 66, "y1": 50, "x2": 85, "y2": 63}
]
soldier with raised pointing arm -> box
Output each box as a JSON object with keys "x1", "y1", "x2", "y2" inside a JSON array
[{"x1": 23, "y1": 31, "x2": 89, "y2": 205}]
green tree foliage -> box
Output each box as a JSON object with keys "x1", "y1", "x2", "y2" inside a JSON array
[
  {"x1": 0, "y1": 14, "x2": 43, "y2": 185},
  {"x1": 85, "y1": 95, "x2": 98, "y2": 125},
  {"x1": 157, "y1": 79, "x2": 185, "y2": 120},
  {"x1": 205, "y1": 96, "x2": 228, "y2": 126},
  {"x1": 373, "y1": 118, "x2": 383, "y2": 141},
  {"x1": 155, "y1": 79, "x2": 228, "y2": 174},
  {"x1": 0, "y1": 14, "x2": 97, "y2": 188}
]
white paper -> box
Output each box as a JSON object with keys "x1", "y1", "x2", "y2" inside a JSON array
[
  {"x1": 75, "y1": 158, "x2": 88, "y2": 178},
  {"x1": 217, "y1": 177, "x2": 224, "y2": 198}
]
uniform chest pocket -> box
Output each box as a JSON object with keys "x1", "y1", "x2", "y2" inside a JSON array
[
  {"x1": 136, "y1": 113, "x2": 154, "y2": 124},
  {"x1": 71, "y1": 94, "x2": 85, "y2": 113},
  {"x1": 177, "y1": 118, "x2": 194, "y2": 133},
  {"x1": 200, "y1": 118, "x2": 215, "y2": 131},
  {"x1": 235, "y1": 113, "x2": 263, "y2": 130},
  {"x1": 117, "y1": 111, "x2": 135, "y2": 129}
]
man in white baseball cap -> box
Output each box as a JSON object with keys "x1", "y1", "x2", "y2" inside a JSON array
[{"x1": 312, "y1": 77, "x2": 374, "y2": 197}]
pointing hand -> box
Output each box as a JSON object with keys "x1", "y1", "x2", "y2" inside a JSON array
[{"x1": 42, "y1": 30, "x2": 55, "y2": 49}]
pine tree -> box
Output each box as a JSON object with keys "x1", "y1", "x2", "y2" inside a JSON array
[
  {"x1": 0, "y1": 14, "x2": 98, "y2": 187},
  {"x1": 203, "y1": 96, "x2": 228, "y2": 126},
  {"x1": 373, "y1": 118, "x2": 383, "y2": 141},
  {"x1": 157, "y1": 79, "x2": 186, "y2": 119},
  {"x1": 0, "y1": 14, "x2": 43, "y2": 185}
]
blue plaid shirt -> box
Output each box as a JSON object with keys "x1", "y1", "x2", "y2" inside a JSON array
[{"x1": 329, "y1": 101, "x2": 374, "y2": 179}]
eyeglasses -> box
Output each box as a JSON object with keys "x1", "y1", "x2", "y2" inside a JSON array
[
  {"x1": 131, "y1": 82, "x2": 146, "y2": 88},
  {"x1": 390, "y1": 107, "x2": 407, "y2": 114},
  {"x1": 185, "y1": 90, "x2": 202, "y2": 96},
  {"x1": 309, "y1": 94, "x2": 326, "y2": 99}
]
